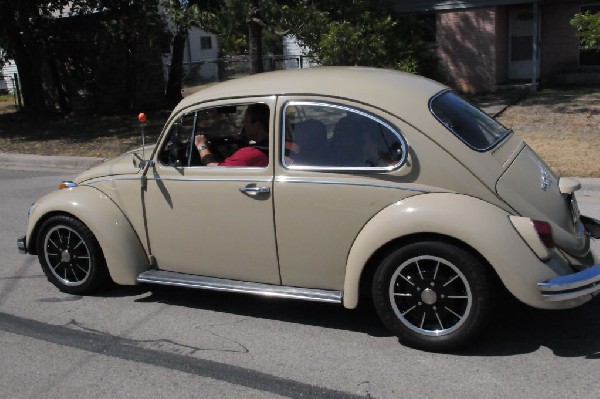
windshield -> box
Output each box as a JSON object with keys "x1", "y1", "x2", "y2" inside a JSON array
[{"x1": 430, "y1": 91, "x2": 511, "y2": 151}]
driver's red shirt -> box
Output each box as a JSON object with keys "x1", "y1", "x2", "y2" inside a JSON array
[{"x1": 218, "y1": 146, "x2": 268, "y2": 167}]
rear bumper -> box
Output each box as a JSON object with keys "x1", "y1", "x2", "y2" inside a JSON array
[
  {"x1": 17, "y1": 236, "x2": 27, "y2": 254},
  {"x1": 538, "y1": 265, "x2": 600, "y2": 301}
]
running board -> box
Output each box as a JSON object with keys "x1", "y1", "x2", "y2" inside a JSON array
[{"x1": 136, "y1": 269, "x2": 343, "y2": 304}]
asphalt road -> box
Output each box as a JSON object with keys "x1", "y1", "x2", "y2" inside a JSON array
[{"x1": 1, "y1": 166, "x2": 599, "y2": 399}]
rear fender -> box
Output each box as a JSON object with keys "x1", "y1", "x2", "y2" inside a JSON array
[
  {"x1": 27, "y1": 186, "x2": 149, "y2": 285},
  {"x1": 343, "y1": 193, "x2": 585, "y2": 310}
]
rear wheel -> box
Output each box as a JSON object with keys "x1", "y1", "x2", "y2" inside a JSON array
[
  {"x1": 37, "y1": 215, "x2": 109, "y2": 295},
  {"x1": 372, "y1": 241, "x2": 495, "y2": 352}
]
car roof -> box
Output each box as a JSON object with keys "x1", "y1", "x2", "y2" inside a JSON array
[{"x1": 173, "y1": 67, "x2": 447, "y2": 116}]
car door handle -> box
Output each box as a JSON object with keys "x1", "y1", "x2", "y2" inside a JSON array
[{"x1": 239, "y1": 186, "x2": 270, "y2": 195}]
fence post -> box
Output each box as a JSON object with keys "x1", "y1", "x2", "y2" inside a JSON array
[{"x1": 13, "y1": 73, "x2": 22, "y2": 110}]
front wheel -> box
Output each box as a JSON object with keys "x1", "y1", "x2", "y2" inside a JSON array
[
  {"x1": 37, "y1": 215, "x2": 109, "y2": 295},
  {"x1": 372, "y1": 241, "x2": 495, "y2": 352}
]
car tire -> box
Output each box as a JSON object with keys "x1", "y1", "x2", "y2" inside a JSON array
[
  {"x1": 37, "y1": 215, "x2": 110, "y2": 295},
  {"x1": 372, "y1": 241, "x2": 495, "y2": 352}
]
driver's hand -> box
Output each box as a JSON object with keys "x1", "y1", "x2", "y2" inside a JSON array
[{"x1": 195, "y1": 134, "x2": 208, "y2": 148}]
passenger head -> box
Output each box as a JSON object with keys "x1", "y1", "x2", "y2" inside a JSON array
[{"x1": 243, "y1": 103, "x2": 270, "y2": 141}]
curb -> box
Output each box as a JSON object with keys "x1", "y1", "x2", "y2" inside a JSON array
[
  {"x1": 576, "y1": 177, "x2": 600, "y2": 193},
  {"x1": 0, "y1": 152, "x2": 105, "y2": 171}
]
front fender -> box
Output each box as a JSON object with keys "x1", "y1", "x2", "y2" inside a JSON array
[
  {"x1": 27, "y1": 186, "x2": 149, "y2": 285},
  {"x1": 343, "y1": 193, "x2": 587, "y2": 310}
]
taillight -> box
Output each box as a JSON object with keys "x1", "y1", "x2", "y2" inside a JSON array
[{"x1": 532, "y1": 220, "x2": 555, "y2": 249}]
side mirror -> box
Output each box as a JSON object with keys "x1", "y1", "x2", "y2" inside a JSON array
[{"x1": 132, "y1": 153, "x2": 154, "y2": 169}]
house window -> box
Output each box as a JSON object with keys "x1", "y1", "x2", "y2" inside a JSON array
[
  {"x1": 200, "y1": 36, "x2": 212, "y2": 50},
  {"x1": 579, "y1": 5, "x2": 600, "y2": 67}
]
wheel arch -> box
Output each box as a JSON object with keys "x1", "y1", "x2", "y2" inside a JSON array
[
  {"x1": 355, "y1": 232, "x2": 500, "y2": 309},
  {"x1": 29, "y1": 210, "x2": 80, "y2": 255},
  {"x1": 27, "y1": 186, "x2": 150, "y2": 285},
  {"x1": 342, "y1": 193, "x2": 555, "y2": 309}
]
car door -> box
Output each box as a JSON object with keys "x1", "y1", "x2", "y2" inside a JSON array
[
  {"x1": 142, "y1": 98, "x2": 280, "y2": 285},
  {"x1": 273, "y1": 98, "x2": 416, "y2": 291}
]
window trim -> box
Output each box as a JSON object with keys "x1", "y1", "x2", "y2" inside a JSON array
[
  {"x1": 281, "y1": 101, "x2": 408, "y2": 172},
  {"x1": 428, "y1": 90, "x2": 512, "y2": 152}
]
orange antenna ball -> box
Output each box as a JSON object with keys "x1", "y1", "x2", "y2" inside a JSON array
[{"x1": 138, "y1": 112, "x2": 147, "y2": 122}]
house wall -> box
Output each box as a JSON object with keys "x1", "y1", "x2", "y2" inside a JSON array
[
  {"x1": 495, "y1": 8, "x2": 509, "y2": 85},
  {"x1": 437, "y1": 7, "x2": 500, "y2": 93},
  {"x1": 406, "y1": 1, "x2": 599, "y2": 93},
  {"x1": 161, "y1": 28, "x2": 219, "y2": 83},
  {"x1": 540, "y1": 3, "x2": 579, "y2": 78}
]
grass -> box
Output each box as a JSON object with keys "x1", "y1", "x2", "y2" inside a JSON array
[
  {"x1": 496, "y1": 88, "x2": 600, "y2": 177},
  {"x1": 0, "y1": 87, "x2": 598, "y2": 177},
  {"x1": 0, "y1": 108, "x2": 168, "y2": 158}
]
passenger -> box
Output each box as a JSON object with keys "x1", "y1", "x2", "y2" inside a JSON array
[{"x1": 195, "y1": 103, "x2": 269, "y2": 167}]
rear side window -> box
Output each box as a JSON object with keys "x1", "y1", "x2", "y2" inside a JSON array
[
  {"x1": 430, "y1": 91, "x2": 511, "y2": 151},
  {"x1": 283, "y1": 102, "x2": 407, "y2": 170}
]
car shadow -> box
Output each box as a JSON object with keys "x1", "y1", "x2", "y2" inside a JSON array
[
  {"x1": 464, "y1": 296, "x2": 600, "y2": 358},
  {"x1": 123, "y1": 284, "x2": 600, "y2": 357},
  {"x1": 133, "y1": 284, "x2": 391, "y2": 338}
]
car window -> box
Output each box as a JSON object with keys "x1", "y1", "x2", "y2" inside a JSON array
[
  {"x1": 158, "y1": 104, "x2": 269, "y2": 168},
  {"x1": 158, "y1": 112, "x2": 195, "y2": 167},
  {"x1": 283, "y1": 102, "x2": 406, "y2": 170},
  {"x1": 430, "y1": 91, "x2": 511, "y2": 151}
]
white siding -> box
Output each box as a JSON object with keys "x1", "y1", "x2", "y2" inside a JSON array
[
  {"x1": 1, "y1": 61, "x2": 18, "y2": 93},
  {"x1": 162, "y1": 27, "x2": 219, "y2": 82},
  {"x1": 283, "y1": 35, "x2": 317, "y2": 68}
]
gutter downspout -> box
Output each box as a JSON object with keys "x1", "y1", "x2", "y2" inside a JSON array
[{"x1": 532, "y1": 1, "x2": 539, "y2": 86}]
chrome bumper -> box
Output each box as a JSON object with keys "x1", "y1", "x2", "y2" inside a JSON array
[
  {"x1": 538, "y1": 265, "x2": 600, "y2": 301},
  {"x1": 17, "y1": 236, "x2": 27, "y2": 254}
]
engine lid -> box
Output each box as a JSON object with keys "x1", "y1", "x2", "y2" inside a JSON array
[{"x1": 496, "y1": 145, "x2": 588, "y2": 257}]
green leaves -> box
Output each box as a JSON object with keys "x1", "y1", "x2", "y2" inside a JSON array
[{"x1": 571, "y1": 11, "x2": 600, "y2": 50}]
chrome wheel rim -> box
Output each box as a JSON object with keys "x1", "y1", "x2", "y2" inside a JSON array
[
  {"x1": 388, "y1": 255, "x2": 472, "y2": 337},
  {"x1": 43, "y1": 225, "x2": 91, "y2": 286}
]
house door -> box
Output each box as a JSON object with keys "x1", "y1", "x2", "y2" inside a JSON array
[{"x1": 508, "y1": 9, "x2": 540, "y2": 81}]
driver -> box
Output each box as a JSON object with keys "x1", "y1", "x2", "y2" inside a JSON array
[{"x1": 195, "y1": 103, "x2": 269, "y2": 167}]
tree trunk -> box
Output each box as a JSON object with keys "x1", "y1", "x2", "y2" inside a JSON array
[
  {"x1": 248, "y1": 0, "x2": 264, "y2": 74},
  {"x1": 164, "y1": 30, "x2": 187, "y2": 108},
  {"x1": 8, "y1": 19, "x2": 52, "y2": 118}
]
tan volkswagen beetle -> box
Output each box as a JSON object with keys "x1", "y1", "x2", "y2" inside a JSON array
[{"x1": 18, "y1": 67, "x2": 600, "y2": 352}]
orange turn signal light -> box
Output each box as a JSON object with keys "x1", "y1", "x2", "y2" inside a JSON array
[{"x1": 59, "y1": 181, "x2": 78, "y2": 190}]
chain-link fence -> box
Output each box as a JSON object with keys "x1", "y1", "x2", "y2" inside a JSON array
[
  {"x1": 0, "y1": 74, "x2": 23, "y2": 111},
  {"x1": 169, "y1": 54, "x2": 318, "y2": 95}
]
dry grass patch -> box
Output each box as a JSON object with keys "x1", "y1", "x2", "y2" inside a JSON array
[
  {"x1": 497, "y1": 88, "x2": 600, "y2": 177},
  {"x1": 0, "y1": 88, "x2": 599, "y2": 177},
  {"x1": 0, "y1": 111, "x2": 168, "y2": 158}
]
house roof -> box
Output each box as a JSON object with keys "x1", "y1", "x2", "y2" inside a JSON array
[{"x1": 392, "y1": 0, "x2": 547, "y2": 13}]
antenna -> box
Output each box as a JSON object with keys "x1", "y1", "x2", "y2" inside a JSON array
[{"x1": 138, "y1": 112, "x2": 147, "y2": 161}]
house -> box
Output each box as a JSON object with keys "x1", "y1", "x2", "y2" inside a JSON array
[
  {"x1": 161, "y1": 27, "x2": 219, "y2": 83},
  {"x1": 393, "y1": 0, "x2": 600, "y2": 93},
  {"x1": 1, "y1": 59, "x2": 18, "y2": 93}
]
